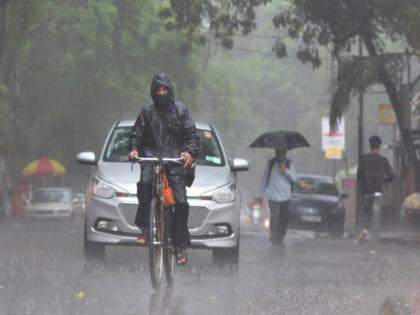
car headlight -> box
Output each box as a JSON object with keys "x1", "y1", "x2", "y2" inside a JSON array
[
  {"x1": 201, "y1": 184, "x2": 235, "y2": 203},
  {"x1": 92, "y1": 177, "x2": 128, "y2": 199}
]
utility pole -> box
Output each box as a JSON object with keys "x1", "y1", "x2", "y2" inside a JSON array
[
  {"x1": 356, "y1": 36, "x2": 364, "y2": 230},
  {"x1": 330, "y1": 51, "x2": 337, "y2": 182}
]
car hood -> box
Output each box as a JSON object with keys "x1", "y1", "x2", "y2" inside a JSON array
[
  {"x1": 290, "y1": 193, "x2": 339, "y2": 209},
  {"x1": 96, "y1": 162, "x2": 232, "y2": 196},
  {"x1": 26, "y1": 203, "x2": 72, "y2": 210}
]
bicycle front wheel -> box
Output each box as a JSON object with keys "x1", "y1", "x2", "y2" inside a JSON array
[
  {"x1": 149, "y1": 196, "x2": 164, "y2": 289},
  {"x1": 164, "y1": 207, "x2": 174, "y2": 286}
]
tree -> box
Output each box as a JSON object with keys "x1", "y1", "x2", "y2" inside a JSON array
[
  {"x1": 0, "y1": 0, "x2": 42, "y2": 152},
  {"x1": 158, "y1": 0, "x2": 272, "y2": 50},
  {"x1": 269, "y1": 0, "x2": 420, "y2": 189},
  {"x1": 166, "y1": 0, "x2": 420, "y2": 189},
  {"x1": 0, "y1": 0, "x2": 247, "y2": 182}
]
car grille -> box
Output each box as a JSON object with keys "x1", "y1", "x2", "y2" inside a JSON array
[
  {"x1": 119, "y1": 203, "x2": 138, "y2": 227},
  {"x1": 118, "y1": 203, "x2": 210, "y2": 230},
  {"x1": 188, "y1": 206, "x2": 210, "y2": 229}
]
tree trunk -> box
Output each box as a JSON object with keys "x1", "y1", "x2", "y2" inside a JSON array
[
  {"x1": 362, "y1": 32, "x2": 420, "y2": 192},
  {"x1": 0, "y1": 3, "x2": 7, "y2": 75}
]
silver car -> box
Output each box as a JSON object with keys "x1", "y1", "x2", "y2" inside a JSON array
[{"x1": 76, "y1": 120, "x2": 249, "y2": 263}]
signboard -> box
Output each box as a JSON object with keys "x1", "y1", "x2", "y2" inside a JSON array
[
  {"x1": 322, "y1": 117, "x2": 345, "y2": 159},
  {"x1": 325, "y1": 147, "x2": 342, "y2": 159},
  {"x1": 378, "y1": 104, "x2": 396, "y2": 125}
]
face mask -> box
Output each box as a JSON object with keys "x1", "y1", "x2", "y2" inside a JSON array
[{"x1": 155, "y1": 93, "x2": 171, "y2": 109}]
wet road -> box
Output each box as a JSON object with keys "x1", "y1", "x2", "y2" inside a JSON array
[{"x1": 1, "y1": 219, "x2": 420, "y2": 315}]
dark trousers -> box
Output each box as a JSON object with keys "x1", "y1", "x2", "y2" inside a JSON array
[
  {"x1": 135, "y1": 165, "x2": 191, "y2": 249},
  {"x1": 268, "y1": 200, "x2": 289, "y2": 244}
]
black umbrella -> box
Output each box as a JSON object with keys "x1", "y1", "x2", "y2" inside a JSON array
[{"x1": 249, "y1": 130, "x2": 310, "y2": 150}]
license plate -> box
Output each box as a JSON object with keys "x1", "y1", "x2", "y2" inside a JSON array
[{"x1": 301, "y1": 215, "x2": 322, "y2": 223}]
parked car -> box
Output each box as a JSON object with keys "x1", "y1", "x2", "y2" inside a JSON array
[
  {"x1": 25, "y1": 187, "x2": 75, "y2": 219},
  {"x1": 289, "y1": 174, "x2": 347, "y2": 237},
  {"x1": 76, "y1": 120, "x2": 249, "y2": 263}
]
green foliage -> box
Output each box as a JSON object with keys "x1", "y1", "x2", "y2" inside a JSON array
[
  {"x1": 0, "y1": 86, "x2": 13, "y2": 150},
  {"x1": 330, "y1": 53, "x2": 405, "y2": 124},
  {"x1": 162, "y1": 0, "x2": 272, "y2": 49},
  {"x1": 402, "y1": 8, "x2": 420, "y2": 53},
  {"x1": 0, "y1": 0, "x2": 213, "y2": 165},
  {"x1": 267, "y1": 0, "x2": 420, "y2": 131},
  {"x1": 272, "y1": 0, "x2": 419, "y2": 66}
]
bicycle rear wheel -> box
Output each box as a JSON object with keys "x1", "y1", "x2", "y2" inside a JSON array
[
  {"x1": 149, "y1": 196, "x2": 164, "y2": 289},
  {"x1": 164, "y1": 207, "x2": 174, "y2": 286}
]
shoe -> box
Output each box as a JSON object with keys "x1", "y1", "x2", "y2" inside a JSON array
[
  {"x1": 136, "y1": 230, "x2": 149, "y2": 246},
  {"x1": 175, "y1": 248, "x2": 188, "y2": 265}
]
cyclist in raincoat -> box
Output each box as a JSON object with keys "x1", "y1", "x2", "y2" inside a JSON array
[{"x1": 129, "y1": 73, "x2": 200, "y2": 265}]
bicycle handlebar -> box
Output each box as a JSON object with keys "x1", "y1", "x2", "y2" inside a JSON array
[{"x1": 133, "y1": 157, "x2": 184, "y2": 164}]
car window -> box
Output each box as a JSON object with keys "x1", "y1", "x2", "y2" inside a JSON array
[
  {"x1": 31, "y1": 190, "x2": 72, "y2": 203},
  {"x1": 104, "y1": 127, "x2": 130, "y2": 162},
  {"x1": 196, "y1": 129, "x2": 225, "y2": 166},
  {"x1": 294, "y1": 177, "x2": 339, "y2": 196},
  {"x1": 103, "y1": 126, "x2": 225, "y2": 166}
]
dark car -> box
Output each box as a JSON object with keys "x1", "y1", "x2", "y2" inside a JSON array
[{"x1": 289, "y1": 174, "x2": 346, "y2": 237}]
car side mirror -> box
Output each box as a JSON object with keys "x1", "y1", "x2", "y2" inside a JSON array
[
  {"x1": 230, "y1": 158, "x2": 249, "y2": 172},
  {"x1": 76, "y1": 151, "x2": 97, "y2": 166}
]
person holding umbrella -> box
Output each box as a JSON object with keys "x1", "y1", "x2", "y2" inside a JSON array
[
  {"x1": 255, "y1": 149, "x2": 298, "y2": 245},
  {"x1": 251, "y1": 130, "x2": 310, "y2": 246}
]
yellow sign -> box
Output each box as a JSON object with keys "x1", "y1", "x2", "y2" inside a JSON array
[
  {"x1": 325, "y1": 147, "x2": 342, "y2": 159},
  {"x1": 378, "y1": 104, "x2": 396, "y2": 125}
]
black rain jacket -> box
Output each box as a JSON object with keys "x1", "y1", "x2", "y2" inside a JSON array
[
  {"x1": 129, "y1": 74, "x2": 200, "y2": 186},
  {"x1": 357, "y1": 153, "x2": 394, "y2": 195}
]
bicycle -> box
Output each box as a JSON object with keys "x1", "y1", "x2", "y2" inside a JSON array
[{"x1": 133, "y1": 156, "x2": 183, "y2": 289}]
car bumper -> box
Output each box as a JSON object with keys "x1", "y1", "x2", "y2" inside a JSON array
[
  {"x1": 24, "y1": 210, "x2": 73, "y2": 218},
  {"x1": 288, "y1": 211, "x2": 343, "y2": 232},
  {"x1": 85, "y1": 195, "x2": 240, "y2": 249}
]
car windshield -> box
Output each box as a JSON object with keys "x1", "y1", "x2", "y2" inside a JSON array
[
  {"x1": 294, "y1": 177, "x2": 339, "y2": 196},
  {"x1": 31, "y1": 190, "x2": 72, "y2": 203},
  {"x1": 103, "y1": 126, "x2": 225, "y2": 166}
]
